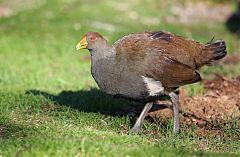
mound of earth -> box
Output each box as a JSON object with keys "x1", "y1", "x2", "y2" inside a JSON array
[
  {"x1": 126, "y1": 74, "x2": 240, "y2": 132},
  {"x1": 140, "y1": 74, "x2": 240, "y2": 131},
  {"x1": 221, "y1": 54, "x2": 240, "y2": 65}
]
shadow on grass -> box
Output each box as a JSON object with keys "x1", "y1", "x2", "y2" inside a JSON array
[
  {"x1": 25, "y1": 88, "x2": 170, "y2": 129},
  {"x1": 25, "y1": 88, "x2": 136, "y2": 117}
]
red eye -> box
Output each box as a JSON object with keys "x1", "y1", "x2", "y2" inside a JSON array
[{"x1": 90, "y1": 37, "x2": 96, "y2": 41}]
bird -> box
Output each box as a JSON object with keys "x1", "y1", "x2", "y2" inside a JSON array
[{"x1": 76, "y1": 31, "x2": 227, "y2": 134}]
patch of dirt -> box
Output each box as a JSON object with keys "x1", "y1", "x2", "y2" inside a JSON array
[
  {"x1": 221, "y1": 54, "x2": 240, "y2": 65},
  {"x1": 146, "y1": 74, "x2": 240, "y2": 135},
  {"x1": 204, "y1": 74, "x2": 240, "y2": 97},
  {"x1": 194, "y1": 128, "x2": 224, "y2": 138}
]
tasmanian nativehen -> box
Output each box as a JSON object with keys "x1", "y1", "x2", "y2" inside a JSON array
[{"x1": 76, "y1": 31, "x2": 227, "y2": 133}]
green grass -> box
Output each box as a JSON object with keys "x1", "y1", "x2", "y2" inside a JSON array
[{"x1": 0, "y1": 0, "x2": 240, "y2": 156}]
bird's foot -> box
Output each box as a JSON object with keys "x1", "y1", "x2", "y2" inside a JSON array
[{"x1": 130, "y1": 125, "x2": 141, "y2": 133}]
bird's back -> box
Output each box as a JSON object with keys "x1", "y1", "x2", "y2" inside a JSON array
[
  {"x1": 112, "y1": 31, "x2": 226, "y2": 96},
  {"x1": 113, "y1": 31, "x2": 205, "y2": 69}
]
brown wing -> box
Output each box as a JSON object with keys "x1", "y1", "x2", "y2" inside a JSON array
[
  {"x1": 149, "y1": 31, "x2": 204, "y2": 69},
  {"x1": 114, "y1": 31, "x2": 204, "y2": 69},
  {"x1": 113, "y1": 31, "x2": 202, "y2": 87},
  {"x1": 145, "y1": 54, "x2": 201, "y2": 88}
]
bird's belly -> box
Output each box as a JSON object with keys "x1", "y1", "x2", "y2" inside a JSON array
[
  {"x1": 108, "y1": 74, "x2": 166, "y2": 100},
  {"x1": 95, "y1": 73, "x2": 144, "y2": 99},
  {"x1": 117, "y1": 76, "x2": 146, "y2": 99},
  {"x1": 91, "y1": 60, "x2": 166, "y2": 100}
]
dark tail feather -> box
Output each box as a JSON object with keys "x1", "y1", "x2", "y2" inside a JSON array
[{"x1": 204, "y1": 40, "x2": 227, "y2": 61}]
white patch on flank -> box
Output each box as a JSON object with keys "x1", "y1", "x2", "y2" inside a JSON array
[{"x1": 142, "y1": 76, "x2": 164, "y2": 96}]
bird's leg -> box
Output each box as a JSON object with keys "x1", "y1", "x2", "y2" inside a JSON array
[
  {"x1": 131, "y1": 102, "x2": 153, "y2": 133},
  {"x1": 169, "y1": 92, "x2": 180, "y2": 134}
]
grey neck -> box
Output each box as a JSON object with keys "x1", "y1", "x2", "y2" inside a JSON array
[
  {"x1": 89, "y1": 45, "x2": 115, "y2": 62},
  {"x1": 89, "y1": 45, "x2": 117, "y2": 93}
]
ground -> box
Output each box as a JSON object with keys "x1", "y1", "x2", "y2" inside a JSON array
[
  {"x1": 0, "y1": 0, "x2": 240, "y2": 157},
  {"x1": 150, "y1": 74, "x2": 240, "y2": 128}
]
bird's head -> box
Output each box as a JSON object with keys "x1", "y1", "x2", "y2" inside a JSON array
[{"x1": 76, "y1": 32, "x2": 107, "y2": 51}]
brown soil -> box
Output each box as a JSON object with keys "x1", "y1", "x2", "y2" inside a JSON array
[
  {"x1": 147, "y1": 74, "x2": 240, "y2": 133},
  {"x1": 221, "y1": 54, "x2": 240, "y2": 65}
]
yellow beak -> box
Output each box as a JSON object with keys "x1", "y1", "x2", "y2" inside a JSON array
[{"x1": 76, "y1": 36, "x2": 88, "y2": 50}]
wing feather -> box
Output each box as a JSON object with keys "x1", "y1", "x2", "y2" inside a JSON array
[{"x1": 114, "y1": 31, "x2": 202, "y2": 88}]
